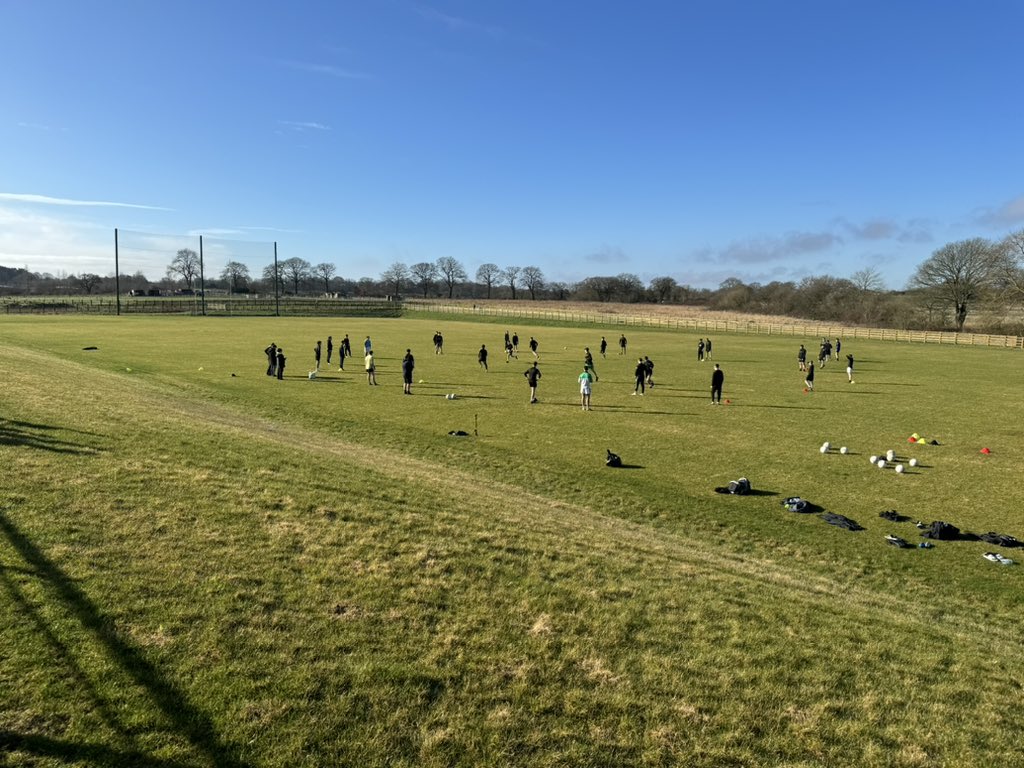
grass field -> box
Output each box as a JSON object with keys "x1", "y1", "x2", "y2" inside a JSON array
[{"x1": 1, "y1": 315, "x2": 1023, "y2": 767}]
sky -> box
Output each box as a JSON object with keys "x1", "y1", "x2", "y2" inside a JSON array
[{"x1": 2, "y1": 0, "x2": 1023, "y2": 290}]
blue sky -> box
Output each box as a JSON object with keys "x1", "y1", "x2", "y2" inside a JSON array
[{"x1": 2, "y1": 0, "x2": 1023, "y2": 289}]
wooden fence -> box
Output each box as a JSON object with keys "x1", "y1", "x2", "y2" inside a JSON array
[
  {"x1": 1, "y1": 297, "x2": 402, "y2": 318},
  {"x1": 3, "y1": 296, "x2": 1021, "y2": 348},
  {"x1": 402, "y1": 301, "x2": 1024, "y2": 349}
]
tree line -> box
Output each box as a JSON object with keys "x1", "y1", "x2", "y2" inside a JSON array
[{"x1": 3, "y1": 229, "x2": 1022, "y2": 334}]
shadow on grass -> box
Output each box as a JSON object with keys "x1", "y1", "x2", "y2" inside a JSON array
[
  {"x1": 0, "y1": 731, "x2": 193, "y2": 768},
  {"x1": 732, "y1": 403, "x2": 824, "y2": 411},
  {"x1": 0, "y1": 511, "x2": 250, "y2": 768},
  {"x1": 598, "y1": 407, "x2": 678, "y2": 416},
  {"x1": 0, "y1": 418, "x2": 100, "y2": 455}
]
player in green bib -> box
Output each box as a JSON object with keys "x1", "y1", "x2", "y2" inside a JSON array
[{"x1": 578, "y1": 367, "x2": 594, "y2": 411}]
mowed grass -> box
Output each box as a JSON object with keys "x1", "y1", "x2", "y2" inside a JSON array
[{"x1": 1, "y1": 314, "x2": 1023, "y2": 767}]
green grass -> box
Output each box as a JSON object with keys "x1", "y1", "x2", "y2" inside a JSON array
[{"x1": 1, "y1": 315, "x2": 1023, "y2": 767}]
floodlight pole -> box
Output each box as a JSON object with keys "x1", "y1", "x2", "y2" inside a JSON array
[
  {"x1": 114, "y1": 228, "x2": 121, "y2": 316},
  {"x1": 199, "y1": 235, "x2": 206, "y2": 316},
  {"x1": 274, "y1": 241, "x2": 280, "y2": 316}
]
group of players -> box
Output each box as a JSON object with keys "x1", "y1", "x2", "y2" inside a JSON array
[{"x1": 264, "y1": 327, "x2": 856, "y2": 409}]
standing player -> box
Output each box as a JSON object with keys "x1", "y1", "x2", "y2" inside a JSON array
[
  {"x1": 579, "y1": 365, "x2": 594, "y2": 410},
  {"x1": 805, "y1": 361, "x2": 815, "y2": 392},
  {"x1": 599, "y1": 336, "x2": 608, "y2": 358},
  {"x1": 402, "y1": 349, "x2": 415, "y2": 394},
  {"x1": 365, "y1": 349, "x2": 377, "y2": 385},
  {"x1": 276, "y1": 348, "x2": 286, "y2": 380},
  {"x1": 327, "y1": 336, "x2": 334, "y2": 365},
  {"x1": 711, "y1": 363, "x2": 724, "y2": 404},
  {"x1": 619, "y1": 334, "x2": 627, "y2": 355},
  {"x1": 797, "y1": 344, "x2": 807, "y2": 371},
  {"x1": 478, "y1": 344, "x2": 489, "y2": 371},
  {"x1": 846, "y1": 353, "x2": 854, "y2": 383},
  {"x1": 265, "y1": 343, "x2": 277, "y2": 377},
  {"x1": 314, "y1": 340, "x2": 322, "y2": 371},
  {"x1": 697, "y1": 338, "x2": 705, "y2": 362}
]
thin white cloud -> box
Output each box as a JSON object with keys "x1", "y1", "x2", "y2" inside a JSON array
[
  {"x1": 712, "y1": 231, "x2": 840, "y2": 265},
  {"x1": 188, "y1": 228, "x2": 243, "y2": 237},
  {"x1": 0, "y1": 192, "x2": 172, "y2": 211},
  {"x1": 282, "y1": 60, "x2": 370, "y2": 80},
  {"x1": 416, "y1": 6, "x2": 505, "y2": 37},
  {"x1": 0, "y1": 205, "x2": 120, "y2": 274},
  {"x1": 237, "y1": 225, "x2": 304, "y2": 234},
  {"x1": 17, "y1": 121, "x2": 55, "y2": 131},
  {"x1": 585, "y1": 245, "x2": 628, "y2": 264},
  {"x1": 278, "y1": 120, "x2": 332, "y2": 132},
  {"x1": 975, "y1": 195, "x2": 1024, "y2": 228}
]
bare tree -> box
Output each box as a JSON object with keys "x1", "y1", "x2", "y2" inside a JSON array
[
  {"x1": 999, "y1": 229, "x2": 1024, "y2": 303},
  {"x1": 78, "y1": 273, "x2": 102, "y2": 294},
  {"x1": 435, "y1": 256, "x2": 467, "y2": 299},
  {"x1": 649, "y1": 276, "x2": 678, "y2": 303},
  {"x1": 380, "y1": 262, "x2": 409, "y2": 296},
  {"x1": 476, "y1": 263, "x2": 501, "y2": 298},
  {"x1": 262, "y1": 261, "x2": 284, "y2": 294},
  {"x1": 909, "y1": 238, "x2": 1011, "y2": 331},
  {"x1": 503, "y1": 266, "x2": 522, "y2": 300},
  {"x1": 313, "y1": 262, "x2": 337, "y2": 293},
  {"x1": 521, "y1": 266, "x2": 545, "y2": 300},
  {"x1": 220, "y1": 261, "x2": 250, "y2": 293},
  {"x1": 850, "y1": 267, "x2": 885, "y2": 292},
  {"x1": 281, "y1": 257, "x2": 312, "y2": 295},
  {"x1": 410, "y1": 261, "x2": 439, "y2": 297},
  {"x1": 167, "y1": 248, "x2": 200, "y2": 289}
]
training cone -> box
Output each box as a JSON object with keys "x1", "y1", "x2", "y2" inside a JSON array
[
  {"x1": 803, "y1": 388, "x2": 809, "y2": 393},
  {"x1": 981, "y1": 447, "x2": 991, "y2": 455},
  {"x1": 908, "y1": 436, "x2": 916, "y2": 442},
  {"x1": 725, "y1": 399, "x2": 731, "y2": 404}
]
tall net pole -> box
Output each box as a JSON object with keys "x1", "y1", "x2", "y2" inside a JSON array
[
  {"x1": 199, "y1": 235, "x2": 207, "y2": 316},
  {"x1": 114, "y1": 228, "x2": 121, "y2": 316},
  {"x1": 274, "y1": 241, "x2": 280, "y2": 317}
]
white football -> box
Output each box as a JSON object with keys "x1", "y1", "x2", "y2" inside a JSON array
[
  {"x1": 877, "y1": 459, "x2": 887, "y2": 469},
  {"x1": 886, "y1": 450, "x2": 895, "y2": 462},
  {"x1": 822, "y1": 441, "x2": 831, "y2": 451},
  {"x1": 840, "y1": 446, "x2": 848, "y2": 454},
  {"x1": 869, "y1": 455, "x2": 878, "y2": 464},
  {"x1": 820, "y1": 446, "x2": 828, "y2": 454},
  {"x1": 909, "y1": 458, "x2": 918, "y2": 467},
  {"x1": 895, "y1": 464, "x2": 905, "y2": 473}
]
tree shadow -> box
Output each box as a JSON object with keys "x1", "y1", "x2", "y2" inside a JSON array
[
  {"x1": 0, "y1": 731, "x2": 193, "y2": 768},
  {"x1": 0, "y1": 418, "x2": 101, "y2": 455},
  {"x1": 733, "y1": 404, "x2": 824, "y2": 411},
  {"x1": 0, "y1": 511, "x2": 249, "y2": 768}
]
